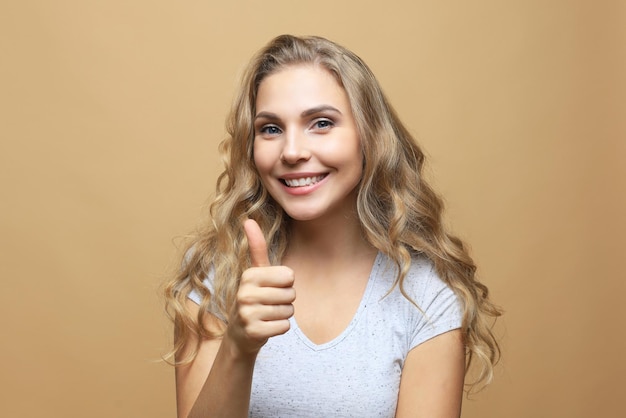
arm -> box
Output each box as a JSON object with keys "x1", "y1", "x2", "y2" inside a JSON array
[
  {"x1": 175, "y1": 300, "x2": 256, "y2": 418},
  {"x1": 395, "y1": 329, "x2": 465, "y2": 418},
  {"x1": 175, "y1": 219, "x2": 295, "y2": 418}
]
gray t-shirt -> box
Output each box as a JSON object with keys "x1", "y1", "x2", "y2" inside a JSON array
[{"x1": 189, "y1": 252, "x2": 462, "y2": 417}]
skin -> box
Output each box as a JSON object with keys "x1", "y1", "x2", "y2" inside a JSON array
[
  {"x1": 175, "y1": 65, "x2": 465, "y2": 417},
  {"x1": 252, "y1": 64, "x2": 364, "y2": 224}
]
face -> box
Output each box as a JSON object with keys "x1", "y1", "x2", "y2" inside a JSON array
[{"x1": 253, "y1": 65, "x2": 362, "y2": 222}]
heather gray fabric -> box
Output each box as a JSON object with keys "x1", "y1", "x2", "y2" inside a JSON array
[{"x1": 188, "y1": 252, "x2": 462, "y2": 417}]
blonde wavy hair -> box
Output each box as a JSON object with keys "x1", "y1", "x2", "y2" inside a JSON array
[{"x1": 164, "y1": 34, "x2": 501, "y2": 392}]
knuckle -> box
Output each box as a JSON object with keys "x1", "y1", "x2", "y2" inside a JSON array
[
  {"x1": 236, "y1": 289, "x2": 254, "y2": 305},
  {"x1": 240, "y1": 269, "x2": 256, "y2": 284},
  {"x1": 238, "y1": 294, "x2": 255, "y2": 306},
  {"x1": 238, "y1": 305, "x2": 255, "y2": 320}
]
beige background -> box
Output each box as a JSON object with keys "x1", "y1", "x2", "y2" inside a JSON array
[{"x1": 1, "y1": 1, "x2": 624, "y2": 417}]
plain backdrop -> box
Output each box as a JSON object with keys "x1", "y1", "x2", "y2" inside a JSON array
[{"x1": 1, "y1": 1, "x2": 624, "y2": 417}]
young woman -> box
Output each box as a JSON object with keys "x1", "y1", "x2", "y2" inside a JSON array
[{"x1": 164, "y1": 34, "x2": 501, "y2": 418}]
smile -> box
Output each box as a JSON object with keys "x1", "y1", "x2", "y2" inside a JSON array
[{"x1": 281, "y1": 175, "x2": 326, "y2": 188}]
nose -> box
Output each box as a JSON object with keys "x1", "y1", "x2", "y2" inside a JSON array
[{"x1": 280, "y1": 128, "x2": 311, "y2": 164}]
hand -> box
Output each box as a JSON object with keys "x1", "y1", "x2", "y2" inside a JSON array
[{"x1": 226, "y1": 219, "x2": 296, "y2": 356}]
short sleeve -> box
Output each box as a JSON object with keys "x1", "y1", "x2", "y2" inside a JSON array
[
  {"x1": 187, "y1": 270, "x2": 214, "y2": 305},
  {"x1": 186, "y1": 267, "x2": 227, "y2": 322},
  {"x1": 187, "y1": 287, "x2": 203, "y2": 305},
  {"x1": 181, "y1": 247, "x2": 208, "y2": 306},
  {"x1": 408, "y1": 266, "x2": 463, "y2": 350}
]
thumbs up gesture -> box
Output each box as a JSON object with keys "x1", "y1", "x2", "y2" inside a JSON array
[{"x1": 226, "y1": 219, "x2": 296, "y2": 355}]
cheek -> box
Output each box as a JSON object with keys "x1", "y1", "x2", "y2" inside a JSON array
[
  {"x1": 252, "y1": 142, "x2": 265, "y2": 171},
  {"x1": 349, "y1": 141, "x2": 365, "y2": 180},
  {"x1": 327, "y1": 137, "x2": 362, "y2": 168},
  {"x1": 252, "y1": 142, "x2": 275, "y2": 179}
]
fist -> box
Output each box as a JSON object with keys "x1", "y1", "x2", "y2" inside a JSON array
[{"x1": 226, "y1": 219, "x2": 296, "y2": 355}]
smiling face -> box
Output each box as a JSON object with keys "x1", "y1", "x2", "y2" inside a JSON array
[{"x1": 253, "y1": 65, "x2": 363, "y2": 223}]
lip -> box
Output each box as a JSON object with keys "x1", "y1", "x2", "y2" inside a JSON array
[{"x1": 277, "y1": 172, "x2": 329, "y2": 196}]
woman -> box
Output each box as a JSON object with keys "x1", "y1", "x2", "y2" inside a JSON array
[{"x1": 164, "y1": 34, "x2": 501, "y2": 418}]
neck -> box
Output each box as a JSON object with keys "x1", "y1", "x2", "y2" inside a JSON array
[{"x1": 284, "y1": 211, "x2": 376, "y2": 266}]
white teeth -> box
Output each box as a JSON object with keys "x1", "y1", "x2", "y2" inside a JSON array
[{"x1": 284, "y1": 175, "x2": 325, "y2": 187}]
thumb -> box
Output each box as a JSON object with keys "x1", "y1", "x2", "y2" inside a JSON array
[{"x1": 243, "y1": 219, "x2": 271, "y2": 267}]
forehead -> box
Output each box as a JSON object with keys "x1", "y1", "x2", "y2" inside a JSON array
[{"x1": 255, "y1": 65, "x2": 350, "y2": 114}]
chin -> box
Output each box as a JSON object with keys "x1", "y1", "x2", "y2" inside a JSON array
[
  {"x1": 285, "y1": 211, "x2": 320, "y2": 222},
  {"x1": 281, "y1": 204, "x2": 327, "y2": 222}
]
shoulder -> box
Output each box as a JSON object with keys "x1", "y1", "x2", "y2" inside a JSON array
[
  {"x1": 375, "y1": 252, "x2": 463, "y2": 348},
  {"x1": 186, "y1": 266, "x2": 229, "y2": 323},
  {"x1": 377, "y1": 252, "x2": 456, "y2": 304},
  {"x1": 407, "y1": 254, "x2": 459, "y2": 309},
  {"x1": 187, "y1": 265, "x2": 215, "y2": 304}
]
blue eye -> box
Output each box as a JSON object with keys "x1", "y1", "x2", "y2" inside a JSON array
[
  {"x1": 260, "y1": 125, "x2": 282, "y2": 135},
  {"x1": 313, "y1": 119, "x2": 334, "y2": 130}
]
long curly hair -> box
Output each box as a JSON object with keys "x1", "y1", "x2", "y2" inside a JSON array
[{"x1": 164, "y1": 34, "x2": 501, "y2": 392}]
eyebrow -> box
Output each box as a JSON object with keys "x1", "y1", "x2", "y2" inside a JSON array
[
  {"x1": 254, "y1": 105, "x2": 343, "y2": 121},
  {"x1": 301, "y1": 105, "x2": 342, "y2": 117}
]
